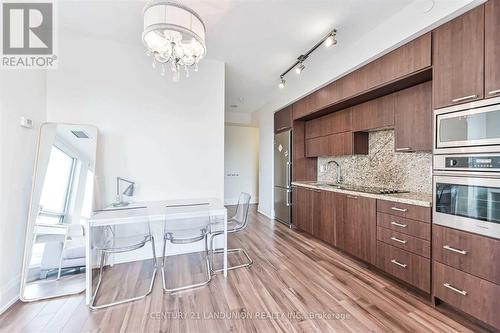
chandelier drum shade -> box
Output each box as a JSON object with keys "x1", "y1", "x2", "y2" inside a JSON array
[{"x1": 143, "y1": 1, "x2": 207, "y2": 81}]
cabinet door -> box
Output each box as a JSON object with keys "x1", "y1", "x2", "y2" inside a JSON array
[
  {"x1": 305, "y1": 136, "x2": 329, "y2": 157},
  {"x1": 292, "y1": 187, "x2": 314, "y2": 234},
  {"x1": 274, "y1": 106, "x2": 292, "y2": 133},
  {"x1": 333, "y1": 193, "x2": 346, "y2": 249},
  {"x1": 313, "y1": 190, "x2": 335, "y2": 245},
  {"x1": 394, "y1": 81, "x2": 432, "y2": 152},
  {"x1": 305, "y1": 118, "x2": 321, "y2": 139},
  {"x1": 321, "y1": 109, "x2": 352, "y2": 136},
  {"x1": 344, "y1": 195, "x2": 377, "y2": 264},
  {"x1": 485, "y1": 0, "x2": 500, "y2": 99},
  {"x1": 433, "y1": 5, "x2": 484, "y2": 108},
  {"x1": 352, "y1": 94, "x2": 395, "y2": 132}
]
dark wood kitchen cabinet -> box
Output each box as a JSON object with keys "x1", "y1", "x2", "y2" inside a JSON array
[
  {"x1": 432, "y1": 5, "x2": 484, "y2": 108},
  {"x1": 485, "y1": 0, "x2": 500, "y2": 99},
  {"x1": 352, "y1": 93, "x2": 395, "y2": 132},
  {"x1": 274, "y1": 106, "x2": 292, "y2": 133},
  {"x1": 312, "y1": 190, "x2": 335, "y2": 245},
  {"x1": 394, "y1": 81, "x2": 432, "y2": 152},
  {"x1": 292, "y1": 186, "x2": 314, "y2": 234},
  {"x1": 343, "y1": 195, "x2": 377, "y2": 265}
]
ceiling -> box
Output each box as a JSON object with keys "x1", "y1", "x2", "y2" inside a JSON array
[{"x1": 57, "y1": 0, "x2": 417, "y2": 119}]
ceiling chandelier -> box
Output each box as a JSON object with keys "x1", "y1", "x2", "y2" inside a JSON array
[{"x1": 143, "y1": 1, "x2": 207, "y2": 82}]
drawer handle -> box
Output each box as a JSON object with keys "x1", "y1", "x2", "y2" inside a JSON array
[
  {"x1": 443, "y1": 245, "x2": 467, "y2": 255},
  {"x1": 391, "y1": 259, "x2": 407, "y2": 268},
  {"x1": 391, "y1": 221, "x2": 408, "y2": 228},
  {"x1": 347, "y1": 195, "x2": 358, "y2": 199},
  {"x1": 395, "y1": 147, "x2": 411, "y2": 151},
  {"x1": 443, "y1": 283, "x2": 468, "y2": 296},
  {"x1": 391, "y1": 237, "x2": 407, "y2": 244},
  {"x1": 452, "y1": 94, "x2": 478, "y2": 103},
  {"x1": 488, "y1": 89, "x2": 500, "y2": 96},
  {"x1": 391, "y1": 207, "x2": 408, "y2": 212}
]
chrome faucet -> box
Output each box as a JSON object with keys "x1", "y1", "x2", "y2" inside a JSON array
[{"x1": 327, "y1": 160, "x2": 344, "y2": 184}]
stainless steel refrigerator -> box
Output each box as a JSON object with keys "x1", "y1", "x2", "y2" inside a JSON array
[{"x1": 274, "y1": 130, "x2": 292, "y2": 226}]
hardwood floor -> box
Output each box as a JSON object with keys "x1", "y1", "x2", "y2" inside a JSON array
[{"x1": 0, "y1": 205, "x2": 490, "y2": 332}]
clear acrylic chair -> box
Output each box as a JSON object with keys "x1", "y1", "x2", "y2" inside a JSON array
[
  {"x1": 90, "y1": 220, "x2": 157, "y2": 310},
  {"x1": 161, "y1": 205, "x2": 212, "y2": 293},
  {"x1": 208, "y1": 192, "x2": 252, "y2": 274}
]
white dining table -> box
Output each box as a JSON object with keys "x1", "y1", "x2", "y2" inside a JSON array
[{"x1": 84, "y1": 198, "x2": 227, "y2": 305}]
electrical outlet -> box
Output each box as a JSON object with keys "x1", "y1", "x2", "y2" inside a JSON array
[{"x1": 20, "y1": 117, "x2": 33, "y2": 128}]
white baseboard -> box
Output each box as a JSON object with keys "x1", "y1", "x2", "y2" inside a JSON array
[
  {"x1": 0, "y1": 275, "x2": 20, "y2": 315},
  {"x1": 257, "y1": 207, "x2": 274, "y2": 219}
]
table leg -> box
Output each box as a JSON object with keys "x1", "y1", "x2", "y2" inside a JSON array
[
  {"x1": 223, "y1": 210, "x2": 228, "y2": 277},
  {"x1": 85, "y1": 223, "x2": 92, "y2": 305}
]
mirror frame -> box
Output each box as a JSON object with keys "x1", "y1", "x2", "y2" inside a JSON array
[{"x1": 20, "y1": 122, "x2": 99, "y2": 302}]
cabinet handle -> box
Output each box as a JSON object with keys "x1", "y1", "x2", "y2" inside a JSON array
[
  {"x1": 391, "y1": 207, "x2": 408, "y2": 212},
  {"x1": 391, "y1": 259, "x2": 407, "y2": 268},
  {"x1": 347, "y1": 195, "x2": 358, "y2": 199},
  {"x1": 396, "y1": 147, "x2": 411, "y2": 151},
  {"x1": 391, "y1": 221, "x2": 407, "y2": 228},
  {"x1": 452, "y1": 94, "x2": 478, "y2": 103},
  {"x1": 391, "y1": 236, "x2": 408, "y2": 244},
  {"x1": 443, "y1": 283, "x2": 467, "y2": 296},
  {"x1": 443, "y1": 245, "x2": 467, "y2": 255},
  {"x1": 488, "y1": 89, "x2": 500, "y2": 96}
]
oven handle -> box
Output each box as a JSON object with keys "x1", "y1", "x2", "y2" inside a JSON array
[{"x1": 433, "y1": 171, "x2": 500, "y2": 179}]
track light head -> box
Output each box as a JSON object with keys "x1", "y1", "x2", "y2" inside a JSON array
[
  {"x1": 295, "y1": 62, "x2": 305, "y2": 74},
  {"x1": 279, "y1": 77, "x2": 286, "y2": 89},
  {"x1": 324, "y1": 32, "x2": 337, "y2": 48}
]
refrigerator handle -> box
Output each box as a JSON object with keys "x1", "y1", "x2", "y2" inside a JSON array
[
  {"x1": 286, "y1": 161, "x2": 290, "y2": 187},
  {"x1": 286, "y1": 189, "x2": 291, "y2": 206}
]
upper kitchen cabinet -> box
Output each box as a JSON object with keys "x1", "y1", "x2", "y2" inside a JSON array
[
  {"x1": 433, "y1": 5, "x2": 484, "y2": 109},
  {"x1": 293, "y1": 93, "x2": 318, "y2": 120},
  {"x1": 274, "y1": 106, "x2": 293, "y2": 133},
  {"x1": 352, "y1": 94, "x2": 395, "y2": 132},
  {"x1": 485, "y1": 0, "x2": 500, "y2": 99},
  {"x1": 394, "y1": 81, "x2": 433, "y2": 152}
]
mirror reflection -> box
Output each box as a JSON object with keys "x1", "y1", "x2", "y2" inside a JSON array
[{"x1": 21, "y1": 123, "x2": 98, "y2": 301}]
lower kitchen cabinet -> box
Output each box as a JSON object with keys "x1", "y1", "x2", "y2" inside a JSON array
[
  {"x1": 433, "y1": 261, "x2": 500, "y2": 330},
  {"x1": 377, "y1": 242, "x2": 431, "y2": 293},
  {"x1": 292, "y1": 186, "x2": 314, "y2": 234},
  {"x1": 312, "y1": 190, "x2": 335, "y2": 244},
  {"x1": 343, "y1": 195, "x2": 377, "y2": 265}
]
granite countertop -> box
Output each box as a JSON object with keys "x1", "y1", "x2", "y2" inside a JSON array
[{"x1": 292, "y1": 181, "x2": 432, "y2": 207}]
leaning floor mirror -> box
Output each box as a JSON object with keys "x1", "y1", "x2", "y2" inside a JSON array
[{"x1": 20, "y1": 123, "x2": 98, "y2": 301}]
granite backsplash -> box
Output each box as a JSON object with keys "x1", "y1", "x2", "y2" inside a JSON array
[{"x1": 317, "y1": 130, "x2": 432, "y2": 194}]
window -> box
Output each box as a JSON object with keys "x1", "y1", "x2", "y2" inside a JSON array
[{"x1": 38, "y1": 145, "x2": 75, "y2": 224}]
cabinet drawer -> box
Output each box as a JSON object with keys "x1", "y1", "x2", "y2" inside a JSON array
[
  {"x1": 433, "y1": 261, "x2": 500, "y2": 330},
  {"x1": 377, "y1": 200, "x2": 431, "y2": 223},
  {"x1": 377, "y1": 227, "x2": 430, "y2": 258},
  {"x1": 433, "y1": 225, "x2": 500, "y2": 285},
  {"x1": 376, "y1": 242, "x2": 430, "y2": 292},
  {"x1": 377, "y1": 213, "x2": 430, "y2": 240}
]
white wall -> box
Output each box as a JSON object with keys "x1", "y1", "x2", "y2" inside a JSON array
[
  {"x1": 45, "y1": 30, "x2": 225, "y2": 262},
  {"x1": 46, "y1": 30, "x2": 225, "y2": 206},
  {"x1": 0, "y1": 71, "x2": 47, "y2": 313},
  {"x1": 253, "y1": 109, "x2": 274, "y2": 218},
  {"x1": 224, "y1": 125, "x2": 259, "y2": 205}
]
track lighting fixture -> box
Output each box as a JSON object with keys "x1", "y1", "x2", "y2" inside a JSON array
[{"x1": 278, "y1": 29, "x2": 337, "y2": 88}]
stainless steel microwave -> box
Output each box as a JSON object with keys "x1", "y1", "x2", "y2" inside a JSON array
[{"x1": 434, "y1": 96, "x2": 500, "y2": 154}]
